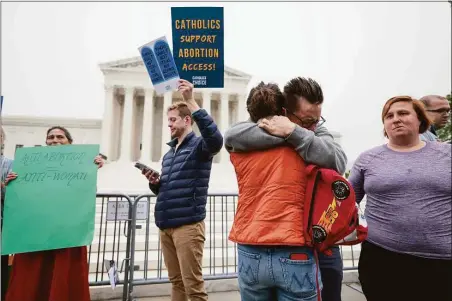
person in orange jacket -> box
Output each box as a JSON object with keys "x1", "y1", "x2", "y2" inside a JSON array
[{"x1": 227, "y1": 82, "x2": 322, "y2": 301}]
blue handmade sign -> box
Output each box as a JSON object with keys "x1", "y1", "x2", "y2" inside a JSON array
[
  {"x1": 171, "y1": 7, "x2": 224, "y2": 88},
  {"x1": 138, "y1": 36, "x2": 180, "y2": 95}
]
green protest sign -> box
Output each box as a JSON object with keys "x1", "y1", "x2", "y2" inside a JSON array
[{"x1": 1, "y1": 144, "x2": 100, "y2": 255}]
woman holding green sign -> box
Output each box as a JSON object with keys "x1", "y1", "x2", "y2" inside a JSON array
[{"x1": 4, "y1": 126, "x2": 104, "y2": 301}]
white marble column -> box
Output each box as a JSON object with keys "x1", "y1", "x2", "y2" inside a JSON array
[
  {"x1": 161, "y1": 92, "x2": 173, "y2": 158},
  {"x1": 237, "y1": 93, "x2": 248, "y2": 122},
  {"x1": 202, "y1": 91, "x2": 211, "y2": 114},
  {"x1": 119, "y1": 87, "x2": 135, "y2": 161},
  {"x1": 141, "y1": 88, "x2": 154, "y2": 162},
  {"x1": 220, "y1": 92, "x2": 229, "y2": 163},
  {"x1": 100, "y1": 85, "x2": 114, "y2": 159}
]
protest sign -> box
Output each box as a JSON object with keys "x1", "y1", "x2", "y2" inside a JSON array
[
  {"x1": 171, "y1": 7, "x2": 224, "y2": 88},
  {"x1": 138, "y1": 36, "x2": 180, "y2": 95},
  {"x1": 1, "y1": 144, "x2": 100, "y2": 254}
]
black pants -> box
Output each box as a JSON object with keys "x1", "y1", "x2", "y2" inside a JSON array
[
  {"x1": 319, "y1": 246, "x2": 343, "y2": 301},
  {"x1": 320, "y1": 267, "x2": 342, "y2": 301},
  {"x1": 358, "y1": 240, "x2": 452, "y2": 301},
  {"x1": 1, "y1": 254, "x2": 8, "y2": 301},
  {"x1": 1, "y1": 214, "x2": 8, "y2": 301}
]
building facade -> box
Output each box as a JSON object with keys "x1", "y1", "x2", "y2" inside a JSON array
[
  {"x1": 2, "y1": 56, "x2": 342, "y2": 193},
  {"x1": 98, "y1": 56, "x2": 252, "y2": 164}
]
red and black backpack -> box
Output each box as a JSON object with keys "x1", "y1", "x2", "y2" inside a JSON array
[{"x1": 303, "y1": 165, "x2": 368, "y2": 253}]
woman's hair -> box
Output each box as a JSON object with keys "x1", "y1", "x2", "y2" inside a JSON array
[
  {"x1": 381, "y1": 96, "x2": 431, "y2": 138},
  {"x1": 246, "y1": 82, "x2": 285, "y2": 122},
  {"x1": 46, "y1": 126, "x2": 73, "y2": 144}
]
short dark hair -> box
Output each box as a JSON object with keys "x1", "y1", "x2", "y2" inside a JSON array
[
  {"x1": 246, "y1": 82, "x2": 284, "y2": 122},
  {"x1": 167, "y1": 101, "x2": 194, "y2": 125},
  {"x1": 419, "y1": 95, "x2": 447, "y2": 108},
  {"x1": 46, "y1": 126, "x2": 73, "y2": 143},
  {"x1": 283, "y1": 77, "x2": 323, "y2": 111}
]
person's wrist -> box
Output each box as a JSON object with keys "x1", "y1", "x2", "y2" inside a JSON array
[
  {"x1": 284, "y1": 124, "x2": 296, "y2": 137},
  {"x1": 185, "y1": 99, "x2": 200, "y2": 113}
]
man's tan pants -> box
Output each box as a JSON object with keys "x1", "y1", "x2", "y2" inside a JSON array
[{"x1": 160, "y1": 221, "x2": 208, "y2": 301}]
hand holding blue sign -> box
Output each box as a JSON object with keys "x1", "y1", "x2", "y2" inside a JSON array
[{"x1": 178, "y1": 79, "x2": 200, "y2": 112}]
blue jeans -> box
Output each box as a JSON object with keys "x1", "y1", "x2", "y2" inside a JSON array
[{"x1": 237, "y1": 244, "x2": 322, "y2": 301}]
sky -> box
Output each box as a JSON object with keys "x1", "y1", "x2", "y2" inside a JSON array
[{"x1": 1, "y1": 1, "x2": 451, "y2": 161}]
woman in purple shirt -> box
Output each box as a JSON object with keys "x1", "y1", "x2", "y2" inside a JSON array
[{"x1": 348, "y1": 96, "x2": 451, "y2": 301}]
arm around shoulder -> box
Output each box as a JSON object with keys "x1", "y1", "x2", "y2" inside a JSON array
[
  {"x1": 224, "y1": 120, "x2": 286, "y2": 153},
  {"x1": 285, "y1": 125, "x2": 347, "y2": 174}
]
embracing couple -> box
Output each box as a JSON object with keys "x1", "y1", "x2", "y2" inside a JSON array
[{"x1": 225, "y1": 77, "x2": 347, "y2": 301}]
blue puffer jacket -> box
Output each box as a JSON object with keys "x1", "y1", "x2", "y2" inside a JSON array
[{"x1": 149, "y1": 109, "x2": 223, "y2": 229}]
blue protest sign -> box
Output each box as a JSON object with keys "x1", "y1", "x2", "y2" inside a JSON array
[
  {"x1": 171, "y1": 7, "x2": 224, "y2": 88},
  {"x1": 141, "y1": 47, "x2": 164, "y2": 85},
  {"x1": 138, "y1": 36, "x2": 180, "y2": 95},
  {"x1": 154, "y1": 40, "x2": 180, "y2": 80}
]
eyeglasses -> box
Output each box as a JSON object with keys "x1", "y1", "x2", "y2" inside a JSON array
[
  {"x1": 285, "y1": 108, "x2": 326, "y2": 129},
  {"x1": 427, "y1": 108, "x2": 451, "y2": 115}
]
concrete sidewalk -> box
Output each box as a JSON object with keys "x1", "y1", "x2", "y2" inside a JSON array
[
  {"x1": 94, "y1": 273, "x2": 365, "y2": 301},
  {"x1": 115, "y1": 284, "x2": 365, "y2": 301}
]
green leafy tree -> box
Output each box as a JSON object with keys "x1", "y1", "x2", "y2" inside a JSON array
[
  {"x1": 437, "y1": 93, "x2": 452, "y2": 142},
  {"x1": 344, "y1": 170, "x2": 351, "y2": 179}
]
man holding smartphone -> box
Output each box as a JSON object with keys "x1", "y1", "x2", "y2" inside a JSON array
[{"x1": 143, "y1": 79, "x2": 223, "y2": 301}]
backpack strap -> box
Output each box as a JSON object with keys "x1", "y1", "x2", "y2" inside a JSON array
[{"x1": 306, "y1": 164, "x2": 319, "y2": 175}]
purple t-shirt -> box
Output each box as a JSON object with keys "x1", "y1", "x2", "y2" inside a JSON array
[{"x1": 348, "y1": 142, "x2": 451, "y2": 260}]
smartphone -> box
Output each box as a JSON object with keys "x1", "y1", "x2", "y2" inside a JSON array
[{"x1": 134, "y1": 162, "x2": 160, "y2": 176}]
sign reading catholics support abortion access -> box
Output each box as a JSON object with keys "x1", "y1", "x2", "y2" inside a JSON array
[
  {"x1": 171, "y1": 7, "x2": 224, "y2": 88},
  {"x1": 138, "y1": 36, "x2": 180, "y2": 95},
  {"x1": 1, "y1": 144, "x2": 100, "y2": 254}
]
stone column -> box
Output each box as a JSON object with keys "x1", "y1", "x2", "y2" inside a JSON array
[
  {"x1": 161, "y1": 92, "x2": 172, "y2": 158},
  {"x1": 119, "y1": 87, "x2": 135, "y2": 162},
  {"x1": 220, "y1": 92, "x2": 229, "y2": 163},
  {"x1": 237, "y1": 93, "x2": 248, "y2": 122},
  {"x1": 202, "y1": 90, "x2": 211, "y2": 114},
  {"x1": 141, "y1": 88, "x2": 154, "y2": 162},
  {"x1": 100, "y1": 85, "x2": 115, "y2": 159}
]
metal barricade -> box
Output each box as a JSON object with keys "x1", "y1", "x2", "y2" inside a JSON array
[
  {"x1": 88, "y1": 193, "x2": 134, "y2": 301},
  {"x1": 89, "y1": 193, "x2": 362, "y2": 301}
]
